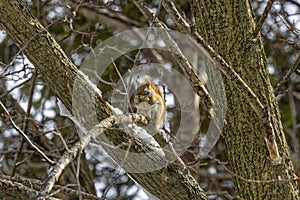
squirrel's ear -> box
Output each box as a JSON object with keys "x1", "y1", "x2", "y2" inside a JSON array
[
  {"x1": 137, "y1": 79, "x2": 143, "y2": 86},
  {"x1": 144, "y1": 75, "x2": 152, "y2": 82}
]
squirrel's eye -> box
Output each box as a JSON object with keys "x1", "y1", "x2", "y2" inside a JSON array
[{"x1": 142, "y1": 89, "x2": 148, "y2": 95}]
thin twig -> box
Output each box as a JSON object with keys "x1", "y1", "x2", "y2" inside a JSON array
[
  {"x1": 162, "y1": 0, "x2": 191, "y2": 33},
  {"x1": 287, "y1": 85, "x2": 300, "y2": 162},
  {"x1": 223, "y1": 163, "x2": 299, "y2": 183},
  {"x1": 275, "y1": 53, "x2": 300, "y2": 95},
  {"x1": 253, "y1": 0, "x2": 274, "y2": 38},
  {"x1": 208, "y1": 155, "x2": 299, "y2": 184},
  {"x1": 44, "y1": 184, "x2": 78, "y2": 200},
  {"x1": 1, "y1": 174, "x2": 102, "y2": 200},
  {"x1": 111, "y1": 58, "x2": 133, "y2": 113},
  {"x1": 0, "y1": 100, "x2": 55, "y2": 165},
  {"x1": 0, "y1": 77, "x2": 32, "y2": 99},
  {"x1": 53, "y1": 127, "x2": 70, "y2": 152},
  {"x1": 11, "y1": 70, "x2": 38, "y2": 176},
  {"x1": 75, "y1": 153, "x2": 82, "y2": 200},
  {"x1": 275, "y1": 10, "x2": 300, "y2": 36}
]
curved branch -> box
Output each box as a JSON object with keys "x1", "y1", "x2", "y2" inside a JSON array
[{"x1": 39, "y1": 113, "x2": 148, "y2": 198}]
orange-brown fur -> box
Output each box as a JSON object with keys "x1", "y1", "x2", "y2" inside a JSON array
[{"x1": 134, "y1": 81, "x2": 166, "y2": 127}]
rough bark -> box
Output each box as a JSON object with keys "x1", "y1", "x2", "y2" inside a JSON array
[
  {"x1": 189, "y1": 0, "x2": 300, "y2": 199},
  {"x1": 0, "y1": 0, "x2": 207, "y2": 199}
]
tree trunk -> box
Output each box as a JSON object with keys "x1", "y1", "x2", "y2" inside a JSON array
[{"x1": 189, "y1": 0, "x2": 300, "y2": 199}]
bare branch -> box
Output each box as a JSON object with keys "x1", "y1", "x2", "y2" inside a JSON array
[
  {"x1": 209, "y1": 155, "x2": 298, "y2": 184},
  {"x1": 69, "y1": 0, "x2": 144, "y2": 32},
  {"x1": 275, "y1": 53, "x2": 300, "y2": 95},
  {"x1": 275, "y1": 9, "x2": 300, "y2": 36},
  {"x1": 11, "y1": 70, "x2": 38, "y2": 176},
  {"x1": 38, "y1": 113, "x2": 148, "y2": 198},
  {"x1": 0, "y1": 101, "x2": 55, "y2": 165},
  {"x1": 162, "y1": 0, "x2": 191, "y2": 33},
  {"x1": 253, "y1": 0, "x2": 274, "y2": 38},
  {"x1": 0, "y1": 77, "x2": 32, "y2": 99},
  {"x1": 0, "y1": 174, "x2": 102, "y2": 200}
]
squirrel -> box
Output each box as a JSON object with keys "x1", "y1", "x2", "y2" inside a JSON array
[{"x1": 133, "y1": 80, "x2": 166, "y2": 128}]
